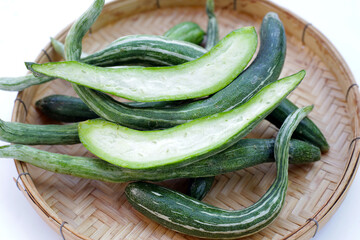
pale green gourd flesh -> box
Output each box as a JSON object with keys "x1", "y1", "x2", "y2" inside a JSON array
[
  {"x1": 27, "y1": 27, "x2": 257, "y2": 102},
  {"x1": 78, "y1": 70, "x2": 305, "y2": 169}
]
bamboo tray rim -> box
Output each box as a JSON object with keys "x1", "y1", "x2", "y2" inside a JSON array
[{"x1": 11, "y1": 0, "x2": 360, "y2": 239}]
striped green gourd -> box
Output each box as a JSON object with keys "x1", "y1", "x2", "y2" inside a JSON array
[
  {"x1": 77, "y1": 34, "x2": 207, "y2": 67},
  {"x1": 0, "y1": 119, "x2": 79, "y2": 145},
  {"x1": 163, "y1": 21, "x2": 205, "y2": 45},
  {"x1": 125, "y1": 105, "x2": 313, "y2": 239},
  {"x1": 0, "y1": 75, "x2": 54, "y2": 92},
  {"x1": 51, "y1": 21, "x2": 205, "y2": 61},
  {"x1": 63, "y1": 0, "x2": 105, "y2": 131},
  {"x1": 267, "y1": 99, "x2": 329, "y2": 153},
  {"x1": 35, "y1": 95, "x2": 99, "y2": 122},
  {"x1": 0, "y1": 138, "x2": 320, "y2": 183},
  {"x1": 205, "y1": 0, "x2": 219, "y2": 50}
]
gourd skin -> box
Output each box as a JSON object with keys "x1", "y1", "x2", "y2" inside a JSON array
[{"x1": 125, "y1": 106, "x2": 313, "y2": 239}]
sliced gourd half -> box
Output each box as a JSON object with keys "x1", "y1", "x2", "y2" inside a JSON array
[
  {"x1": 78, "y1": 70, "x2": 305, "y2": 169},
  {"x1": 26, "y1": 27, "x2": 257, "y2": 102}
]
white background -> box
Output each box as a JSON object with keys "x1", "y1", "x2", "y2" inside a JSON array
[{"x1": 0, "y1": 0, "x2": 359, "y2": 239}]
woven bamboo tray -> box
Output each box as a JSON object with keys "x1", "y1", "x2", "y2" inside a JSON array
[{"x1": 12, "y1": 0, "x2": 360, "y2": 239}]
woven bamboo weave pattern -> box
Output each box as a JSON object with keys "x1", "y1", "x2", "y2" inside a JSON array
[{"x1": 13, "y1": 1, "x2": 359, "y2": 240}]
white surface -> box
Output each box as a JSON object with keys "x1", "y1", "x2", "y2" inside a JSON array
[{"x1": 0, "y1": 0, "x2": 359, "y2": 239}]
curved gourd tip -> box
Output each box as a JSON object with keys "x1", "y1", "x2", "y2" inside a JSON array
[
  {"x1": 264, "y1": 12, "x2": 280, "y2": 20},
  {"x1": 206, "y1": 0, "x2": 215, "y2": 16},
  {"x1": 234, "y1": 26, "x2": 256, "y2": 34},
  {"x1": 0, "y1": 145, "x2": 8, "y2": 157},
  {"x1": 321, "y1": 144, "x2": 330, "y2": 153},
  {"x1": 25, "y1": 62, "x2": 44, "y2": 77},
  {"x1": 35, "y1": 98, "x2": 43, "y2": 108},
  {"x1": 0, "y1": 144, "x2": 12, "y2": 152},
  {"x1": 293, "y1": 69, "x2": 306, "y2": 80},
  {"x1": 24, "y1": 62, "x2": 35, "y2": 70},
  {"x1": 304, "y1": 104, "x2": 314, "y2": 112},
  {"x1": 23, "y1": 61, "x2": 48, "y2": 74}
]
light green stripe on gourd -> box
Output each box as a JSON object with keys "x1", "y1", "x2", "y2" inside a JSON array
[
  {"x1": 124, "y1": 106, "x2": 313, "y2": 239},
  {"x1": 0, "y1": 138, "x2": 320, "y2": 183}
]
